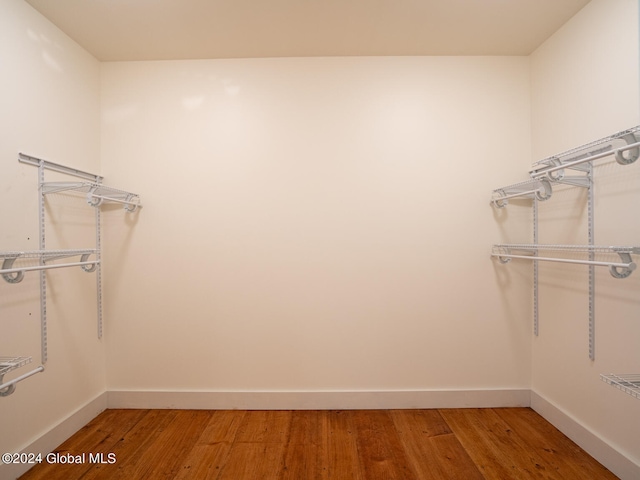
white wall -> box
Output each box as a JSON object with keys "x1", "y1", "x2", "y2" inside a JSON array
[
  {"x1": 4, "y1": 0, "x2": 638, "y2": 477},
  {"x1": 530, "y1": 0, "x2": 640, "y2": 475},
  {"x1": 101, "y1": 56, "x2": 533, "y2": 394},
  {"x1": 0, "y1": 0, "x2": 105, "y2": 475}
]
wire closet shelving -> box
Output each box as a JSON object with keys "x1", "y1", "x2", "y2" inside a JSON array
[
  {"x1": 0, "y1": 153, "x2": 141, "y2": 397},
  {"x1": 490, "y1": 126, "x2": 640, "y2": 400},
  {"x1": 0, "y1": 249, "x2": 98, "y2": 284},
  {"x1": 600, "y1": 374, "x2": 640, "y2": 400},
  {"x1": 41, "y1": 182, "x2": 141, "y2": 211},
  {"x1": 491, "y1": 125, "x2": 640, "y2": 208},
  {"x1": 0, "y1": 357, "x2": 43, "y2": 397}
]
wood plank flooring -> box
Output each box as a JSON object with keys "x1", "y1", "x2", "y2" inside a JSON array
[{"x1": 18, "y1": 408, "x2": 617, "y2": 480}]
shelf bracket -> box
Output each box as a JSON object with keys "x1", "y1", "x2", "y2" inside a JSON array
[
  {"x1": 614, "y1": 133, "x2": 640, "y2": 165},
  {"x1": 80, "y1": 253, "x2": 97, "y2": 272},
  {"x1": 0, "y1": 373, "x2": 16, "y2": 396},
  {"x1": 1, "y1": 256, "x2": 23, "y2": 284},
  {"x1": 609, "y1": 252, "x2": 636, "y2": 279},
  {"x1": 535, "y1": 179, "x2": 553, "y2": 201},
  {"x1": 544, "y1": 158, "x2": 565, "y2": 181},
  {"x1": 123, "y1": 194, "x2": 140, "y2": 212},
  {"x1": 0, "y1": 383, "x2": 16, "y2": 397},
  {"x1": 86, "y1": 185, "x2": 104, "y2": 207},
  {"x1": 497, "y1": 255, "x2": 511, "y2": 264}
]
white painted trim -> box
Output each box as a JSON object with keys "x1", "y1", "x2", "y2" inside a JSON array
[
  {"x1": 0, "y1": 392, "x2": 108, "y2": 480},
  {"x1": 531, "y1": 390, "x2": 640, "y2": 480},
  {"x1": 107, "y1": 388, "x2": 530, "y2": 410}
]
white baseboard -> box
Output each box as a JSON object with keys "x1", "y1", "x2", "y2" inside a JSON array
[
  {"x1": 531, "y1": 390, "x2": 640, "y2": 480},
  {"x1": 1, "y1": 392, "x2": 108, "y2": 480},
  {"x1": 107, "y1": 388, "x2": 530, "y2": 410}
]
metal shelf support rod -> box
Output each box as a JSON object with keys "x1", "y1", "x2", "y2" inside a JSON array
[
  {"x1": 0, "y1": 366, "x2": 44, "y2": 396},
  {"x1": 88, "y1": 194, "x2": 141, "y2": 208},
  {"x1": 0, "y1": 260, "x2": 99, "y2": 276},
  {"x1": 491, "y1": 188, "x2": 540, "y2": 206},
  {"x1": 492, "y1": 253, "x2": 635, "y2": 270},
  {"x1": 494, "y1": 187, "x2": 543, "y2": 202},
  {"x1": 533, "y1": 198, "x2": 539, "y2": 336}
]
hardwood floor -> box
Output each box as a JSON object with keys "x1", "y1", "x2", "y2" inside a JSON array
[{"x1": 18, "y1": 408, "x2": 617, "y2": 480}]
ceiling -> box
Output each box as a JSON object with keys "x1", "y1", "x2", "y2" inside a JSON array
[{"x1": 25, "y1": 0, "x2": 592, "y2": 62}]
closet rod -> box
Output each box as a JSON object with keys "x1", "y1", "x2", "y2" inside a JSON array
[
  {"x1": 0, "y1": 260, "x2": 99, "y2": 276},
  {"x1": 492, "y1": 253, "x2": 635, "y2": 270},
  {"x1": 89, "y1": 193, "x2": 141, "y2": 209},
  {"x1": 494, "y1": 187, "x2": 542, "y2": 202},
  {"x1": 0, "y1": 366, "x2": 44, "y2": 396},
  {"x1": 531, "y1": 141, "x2": 640, "y2": 178},
  {"x1": 18, "y1": 153, "x2": 102, "y2": 183}
]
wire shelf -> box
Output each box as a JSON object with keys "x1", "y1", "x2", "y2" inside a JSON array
[
  {"x1": 491, "y1": 178, "x2": 553, "y2": 207},
  {"x1": 0, "y1": 356, "x2": 32, "y2": 377},
  {"x1": 492, "y1": 178, "x2": 545, "y2": 195},
  {"x1": 532, "y1": 126, "x2": 640, "y2": 168},
  {"x1": 601, "y1": 374, "x2": 640, "y2": 400},
  {"x1": 531, "y1": 125, "x2": 640, "y2": 177},
  {"x1": 42, "y1": 181, "x2": 141, "y2": 211},
  {"x1": 0, "y1": 249, "x2": 99, "y2": 284},
  {"x1": 491, "y1": 175, "x2": 589, "y2": 208},
  {"x1": 0, "y1": 249, "x2": 97, "y2": 260}
]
